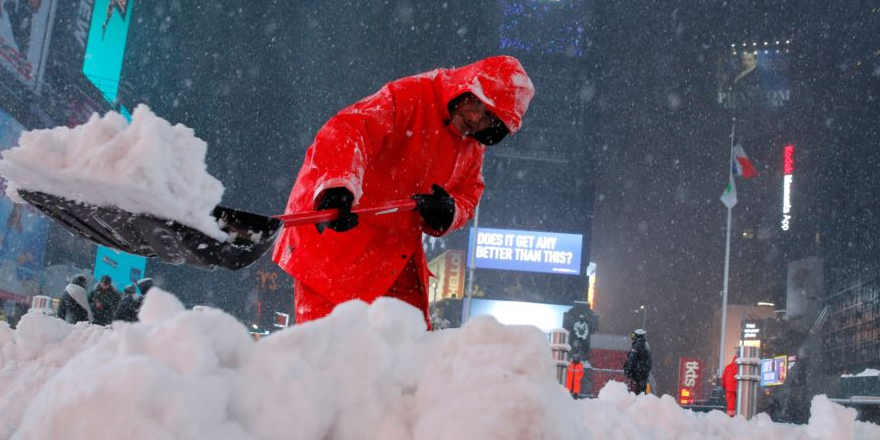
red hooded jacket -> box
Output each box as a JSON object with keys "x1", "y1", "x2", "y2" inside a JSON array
[
  {"x1": 273, "y1": 56, "x2": 534, "y2": 305},
  {"x1": 722, "y1": 356, "x2": 738, "y2": 392}
]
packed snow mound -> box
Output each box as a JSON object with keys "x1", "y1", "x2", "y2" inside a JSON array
[
  {"x1": 0, "y1": 105, "x2": 226, "y2": 240},
  {"x1": 0, "y1": 290, "x2": 877, "y2": 440},
  {"x1": 842, "y1": 368, "x2": 880, "y2": 378}
]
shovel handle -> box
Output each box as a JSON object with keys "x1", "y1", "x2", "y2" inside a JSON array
[{"x1": 275, "y1": 199, "x2": 418, "y2": 227}]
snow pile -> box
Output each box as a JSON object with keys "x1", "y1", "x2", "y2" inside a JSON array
[
  {"x1": 575, "y1": 381, "x2": 879, "y2": 440},
  {"x1": 842, "y1": 368, "x2": 880, "y2": 378},
  {"x1": 0, "y1": 105, "x2": 226, "y2": 240},
  {"x1": 1, "y1": 289, "x2": 878, "y2": 440}
]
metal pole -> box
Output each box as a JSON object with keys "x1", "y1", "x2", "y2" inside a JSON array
[
  {"x1": 549, "y1": 328, "x2": 571, "y2": 385},
  {"x1": 736, "y1": 345, "x2": 761, "y2": 419},
  {"x1": 717, "y1": 120, "x2": 736, "y2": 377},
  {"x1": 462, "y1": 204, "x2": 480, "y2": 324}
]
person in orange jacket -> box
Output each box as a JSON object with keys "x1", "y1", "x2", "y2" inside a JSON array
[
  {"x1": 721, "y1": 355, "x2": 738, "y2": 416},
  {"x1": 565, "y1": 354, "x2": 586, "y2": 398},
  {"x1": 273, "y1": 56, "x2": 534, "y2": 328}
]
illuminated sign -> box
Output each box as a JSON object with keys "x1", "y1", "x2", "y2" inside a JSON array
[
  {"x1": 678, "y1": 357, "x2": 703, "y2": 405},
  {"x1": 468, "y1": 227, "x2": 583, "y2": 275},
  {"x1": 586, "y1": 262, "x2": 597, "y2": 308},
  {"x1": 83, "y1": 0, "x2": 134, "y2": 104},
  {"x1": 781, "y1": 144, "x2": 794, "y2": 231},
  {"x1": 0, "y1": 0, "x2": 57, "y2": 92},
  {"x1": 93, "y1": 245, "x2": 147, "y2": 291},
  {"x1": 760, "y1": 356, "x2": 788, "y2": 386},
  {"x1": 428, "y1": 250, "x2": 466, "y2": 302},
  {"x1": 469, "y1": 298, "x2": 572, "y2": 333}
]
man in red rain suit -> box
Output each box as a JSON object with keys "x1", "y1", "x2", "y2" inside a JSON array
[
  {"x1": 721, "y1": 355, "x2": 739, "y2": 416},
  {"x1": 273, "y1": 56, "x2": 534, "y2": 328}
]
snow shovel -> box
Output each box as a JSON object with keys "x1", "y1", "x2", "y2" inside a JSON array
[{"x1": 18, "y1": 190, "x2": 417, "y2": 271}]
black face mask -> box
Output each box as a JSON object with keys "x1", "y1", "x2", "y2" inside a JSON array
[{"x1": 471, "y1": 122, "x2": 509, "y2": 146}]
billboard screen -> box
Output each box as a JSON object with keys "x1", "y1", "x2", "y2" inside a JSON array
[
  {"x1": 0, "y1": 0, "x2": 58, "y2": 93},
  {"x1": 469, "y1": 298, "x2": 571, "y2": 332},
  {"x1": 716, "y1": 42, "x2": 791, "y2": 112},
  {"x1": 468, "y1": 227, "x2": 583, "y2": 275},
  {"x1": 428, "y1": 250, "x2": 466, "y2": 303},
  {"x1": 760, "y1": 356, "x2": 788, "y2": 386},
  {"x1": 499, "y1": 0, "x2": 588, "y2": 57},
  {"x1": 93, "y1": 245, "x2": 146, "y2": 291},
  {"x1": 82, "y1": 0, "x2": 134, "y2": 104},
  {"x1": 0, "y1": 107, "x2": 48, "y2": 302}
]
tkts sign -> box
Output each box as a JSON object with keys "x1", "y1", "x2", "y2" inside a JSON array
[{"x1": 678, "y1": 357, "x2": 703, "y2": 405}]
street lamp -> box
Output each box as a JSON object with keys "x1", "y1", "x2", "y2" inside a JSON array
[{"x1": 635, "y1": 305, "x2": 647, "y2": 330}]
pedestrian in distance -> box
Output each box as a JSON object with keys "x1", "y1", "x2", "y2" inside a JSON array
[
  {"x1": 623, "y1": 328, "x2": 652, "y2": 394},
  {"x1": 273, "y1": 55, "x2": 534, "y2": 329},
  {"x1": 722, "y1": 355, "x2": 739, "y2": 416},
  {"x1": 56, "y1": 274, "x2": 93, "y2": 324},
  {"x1": 566, "y1": 354, "x2": 586, "y2": 399},
  {"x1": 89, "y1": 275, "x2": 120, "y2": 326}
]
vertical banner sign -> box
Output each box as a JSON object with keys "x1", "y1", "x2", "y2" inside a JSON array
[
  {"x1": 83, "y1": 0, "x2": 134, "y2": 104},
  {"x1": 781, "y1": 144, "x2": 794, "y2": 231},
  {"x1": 427, "y1": 250, "x2": 465, "y2": 303},
  {"x1": 678, "y1": 357, "x2": 703, "y2": 405}
]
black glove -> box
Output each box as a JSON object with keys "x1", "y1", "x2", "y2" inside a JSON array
[
  {"x1": 412, "y1": 184, "x2": 455, "y2": 232},
  {"x1": 315, "y1": 187, "x2": 358, "y2": 233}
]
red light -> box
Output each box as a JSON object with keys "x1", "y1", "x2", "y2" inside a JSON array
[{"x1": 783, "y1": 145, "x2": 794, "y2": 175}]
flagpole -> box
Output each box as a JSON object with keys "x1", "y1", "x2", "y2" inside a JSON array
[{"x1": 718, "y1": 119, "x2": 736, "y2": 378}]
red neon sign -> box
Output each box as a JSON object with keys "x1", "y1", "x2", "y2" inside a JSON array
[{"x1": 783, "y1": 145, "x2": 794, "y2": 175}]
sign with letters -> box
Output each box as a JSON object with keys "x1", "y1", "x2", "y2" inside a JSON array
[
  {"x1": 678, "y1": 357, "x2": 703, "y2": 405},
  {"x1": 467, "y1": 227, "x2": 582, "y2": 275}
]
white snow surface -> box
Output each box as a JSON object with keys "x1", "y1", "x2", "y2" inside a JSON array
[
  {"x1": 842, "y1": 368, "x2": 880, "y2": 378},
  {"x1": 0, "y1": 289, "x2": 877, "y2": 440},
  {"x1": 0, "y1": 105, "x2": 227, "y2": 240}
]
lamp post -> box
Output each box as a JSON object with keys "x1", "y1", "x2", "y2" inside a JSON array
[{"x1": 636, "y1": 305, "x2": 647, "y2": 330}]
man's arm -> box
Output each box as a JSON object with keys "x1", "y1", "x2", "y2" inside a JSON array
[
  {"x1": 307, "y1": 86, "x2": 400, "y2": 207},
  {"x1": 441, "y1": 148, "x2": 486, "y2": 234}
]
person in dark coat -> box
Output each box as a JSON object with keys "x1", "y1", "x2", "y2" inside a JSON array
[
  {"x1": 89, "y1": 275, "x2": 120, "y2": 325},
  {"x1": 56, "y1": 275, "x2": 93, "y2": 324},
  {"x1": 623, "y1": 328, "x2": 652, "y2": 394},
  {"x1": 113, "y1": 284, "x2": 141, "y2": 322},
  {"x1": 113, "y1": 278, "x2": 154, "y2": 322}
]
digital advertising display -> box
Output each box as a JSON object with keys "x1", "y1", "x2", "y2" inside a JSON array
[
  {"x1": 760, "y1": 355, "x2": 788, "y2": 387},
  {"x1": 0, "y1": 0, "x2": 58, "y2": 93},
  {"x1": 499, "y1": 0, "x2": 588, "y2": 57},
  {"x1": 82, "y1": 0, "x2": 134, "y2": 104},
  {"x1": 716, "y1": 41, "x2": 792, "y2": 112},
  {"x1": 93, "y1": 245, "x2": 147, "y2": 291},
  {"x1": 0, "y1": 108, "x2": 48, "y2": 302},
  {"x1": 469, "y1": 298, "x2": 572, "y2": 333},
  {"x1": 468, "y1": 227, "x2": 583, "y2": 275}
]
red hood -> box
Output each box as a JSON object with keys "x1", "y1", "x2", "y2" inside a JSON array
[{"x1": 438, "y1": 55, "x2": 534, "y2": 134}]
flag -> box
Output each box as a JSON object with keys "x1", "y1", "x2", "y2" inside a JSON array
[
  {"x1": 732, "y1": 144, "x2": 758, "y2": 178},
  {"x1": 720, "y1": 176, "x2": 737, "y2": 208}
]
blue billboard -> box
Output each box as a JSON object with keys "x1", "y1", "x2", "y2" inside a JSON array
[
  {"x1": 93, "y1": 245, "x2": 146, "y2": 291},
  {"x1": 82, "y1": 0, "x2": 135, "y2": 105},
  {"x1": 467, "y1": 227, "x2": 582, "y2": 275},
  {"x1": 0, "y1": 108, "x2": 49, "y2": 302}
]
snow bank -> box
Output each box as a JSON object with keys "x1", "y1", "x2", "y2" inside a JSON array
[
  {"x1": 1, "y1": 289, "x2": 878, "y2": 440},
  {"x1": 0, "y1": 105, "x2": 226, "y2": 240},
  {"x1": 842, "y1": 368, "x2": 880, "y2": 378}
]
